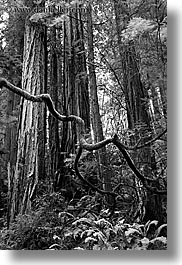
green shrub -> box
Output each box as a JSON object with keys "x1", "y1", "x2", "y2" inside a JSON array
[{"x1": 0, "y1": 192, "x2": 167, "y2": 250}]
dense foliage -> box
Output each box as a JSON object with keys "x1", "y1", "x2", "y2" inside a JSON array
[{"x1": 0, "y1": 192, "x2": 167, "y2": 250}]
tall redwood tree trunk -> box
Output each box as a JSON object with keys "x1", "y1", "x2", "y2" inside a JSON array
[
  {"x1": 48, "y1": 26, "x2": 61, "y2": 187},
  {"x1": 87, "y1": 4, "x2": 113, "y2": 195},
  {"x1": 113, "y1": 0, "x2": 163, "y2": 222},
  {"x1": 8, "y1": 4, "x2": 47, "y2": 224},
  {"x1": 54, "y1": 6, "x2": 90, "y2": 192}
]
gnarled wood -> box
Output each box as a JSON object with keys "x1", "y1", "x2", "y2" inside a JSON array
[{"x1": 0, "y1": 77, "x2": 167, "y2": 219}]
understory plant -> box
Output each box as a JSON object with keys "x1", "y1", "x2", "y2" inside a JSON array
[{"x1": 0, "y1": 192, "x2": 167, "y2": 250}]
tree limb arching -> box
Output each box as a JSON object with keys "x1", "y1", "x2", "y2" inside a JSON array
[
  {"x1": 0, "y1": 78, "x2": 85, "y2": 134},
  {"x1": 74, "y1": 147, "x2": 118, "y2": 216},
  {"x1": 0, "y1": 77, "x2": 167, "y2": 207},
  {"x1": 112, "y1": 134, "x2": 167, "y2": 195},
  {"x1": 114, "y1": 129, "x2": 167, "y2": 151}
]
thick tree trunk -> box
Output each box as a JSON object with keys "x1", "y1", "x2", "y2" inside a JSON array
[
  {"x1": 48, "y1": 27, "x2": 61, "y2": 185},
  {"x1": 8, "y1": 18, "x2": 46, "y2": 224},
  {"x1": 4, "y1": 90, "x2": 20, "y2": 171},
  {"x1": 54, "y1": 7, "x2": 90, "y2": 192}
]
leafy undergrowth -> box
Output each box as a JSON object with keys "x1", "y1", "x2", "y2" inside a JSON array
[{"x1": 0, "y1": 192, "x2": 167, "y2": 250}]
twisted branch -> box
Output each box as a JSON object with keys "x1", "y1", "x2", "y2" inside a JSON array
[
  {"x1": 74, "y1": 147, "x2": 118, "y2": 216},
  {"x1": 112, "y1": 135, "x2": 167, "y2": 195},
  {"x1": 0, "y1": 77, "x2": 167, "y2": 209},
  {"x1": 0, "y1": 78, "x2": 85, "y2": 134},
  {"x1": 116, "y1": 129, "x2": 167, "y2": 151}
]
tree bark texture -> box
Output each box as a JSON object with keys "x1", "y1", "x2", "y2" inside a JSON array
[
  {"x1": 8, "y1": 20, "x2": 47, "y2": 223},
  {"x1": 48, "y1": 27, "x2": 61, "y2": 185},
  {"x1": 61, "y1": 8, "x2": 90, "y2": 155},
  {"x1": 53, "y1": 7, "x2": 90, "y2": 191}
]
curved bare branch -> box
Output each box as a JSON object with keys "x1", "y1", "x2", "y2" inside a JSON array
[
  {"x1": 112, "y1": 134, "x2": 167, "y2": 195},
  {"x1": 74, "y1": 147, "x2": 117, "y2": 216},
  {"x1": 0, "y1": 77, "x2": 85, "y2": 133},
  {"x1": 0, "y1": 77, "x2": 167, "y2": 196}
]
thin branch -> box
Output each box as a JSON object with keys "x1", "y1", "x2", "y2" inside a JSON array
[
  {"x1": 112, "y1": 134, "x2": 167, "y2": 195},
  {"x1": 74, "y1": 147, "x2": 117, "y2": 216},
  {"x1": 135, "y1": 129, "x2": 167, "y2": 149},
  {"x1": 116, "y1": 128, "x2": 167, "y2": 151},
  {"x1": 99, "y1": 52, "x2": 125, "y2": 94}
]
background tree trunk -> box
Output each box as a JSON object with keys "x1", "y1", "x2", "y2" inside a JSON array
[
  {"x1": 54, "y1": 7, "x2": 90, "y2": 192},
  {"x1": 0, "y1": 7, "x2": 24, "y2": 209},
  {"x1": 87, "y1": 4, "x2": 113, "y2": 195},
  {"x1": 113, "y1": 0, "x2": 164, "y2": 222},
  {"x1": 48, "y1": 26, "x2": 61, "y2": 189}
]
